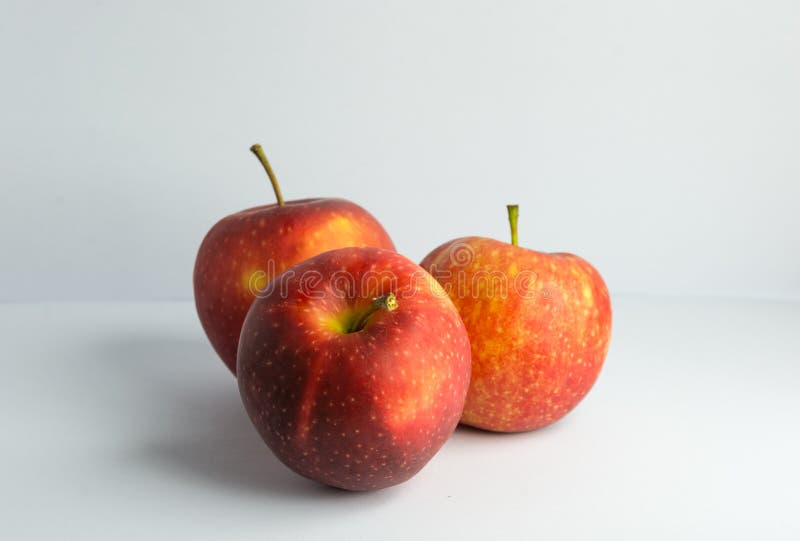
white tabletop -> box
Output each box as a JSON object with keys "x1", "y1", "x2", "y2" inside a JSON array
[{"x1": 2, "y1": 297, "x2": 798, "y2": 540}]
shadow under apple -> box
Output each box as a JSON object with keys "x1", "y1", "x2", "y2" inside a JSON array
[
  {"x1": 91, "y1": 331, "x2": 570, "y2": 501},
  {"x1": 92, "y1": 332, "x2": 384, "y2": 501}
]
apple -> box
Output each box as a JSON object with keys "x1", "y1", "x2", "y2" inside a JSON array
[
  {"x1": 237, "y1": 247, "x2": 472, "y2": 490},
  {"x1": 420, "y1": 205, "x2": 611, "y2": 432},
  {"x1": 194, "y1": 145, "x2": 395, "y2": 374}
]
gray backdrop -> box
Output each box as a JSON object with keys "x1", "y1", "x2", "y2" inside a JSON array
[{"x1": 2, "y1": 0, "x2": 798, "y2": 301}]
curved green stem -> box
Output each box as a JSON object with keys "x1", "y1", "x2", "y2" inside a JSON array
[
  {"x1": 250, "y1": 144, "x2": 284, "y2": 206},
  {"x1": 348, "y1": 293, "x2": 398, "y2": 333}
]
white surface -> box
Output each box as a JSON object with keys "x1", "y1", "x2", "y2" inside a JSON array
[
  {"x1": 2, "y1": 1, "x2": 800, "y2": 301},
  {"x1": 2, "y1": 298, "x2": 798, "y2": 539}
]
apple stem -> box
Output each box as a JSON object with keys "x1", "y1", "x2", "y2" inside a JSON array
[
  {"x1": 250, "y1": 144, "x2": 285, "y2": 206},
  {"x1": 507, "y1": 204, "x2": 519, "y2": 246},
  {"x1": 348, "y1": 293, "x2": 398, "y2": 333}
]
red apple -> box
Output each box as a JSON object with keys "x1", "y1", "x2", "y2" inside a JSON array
[
  {"x1": 194, "y1": 145, "x2": 395, "y2": 374},
  {"x1": 237, "y1": 247, "x2": 471, "y2": 490},
  {"x1": 420, "y1": 205, "x2": 611, "y2": 432}
]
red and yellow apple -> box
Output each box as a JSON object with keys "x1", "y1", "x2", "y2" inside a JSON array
[
  {"x1": 237, "y1": 247, "x2": 471, "y2": 490},
  {"x1": 194, "y1": 145, "x2": 395, "y2": 374},
  {"x1": 420, "y1": 205, "x2": 611, "y2": 432}
]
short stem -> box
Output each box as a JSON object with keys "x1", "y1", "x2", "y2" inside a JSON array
[
  {"x1": 507, "y1": 204, "x2": 519, "y2": 246},
  {"x1": 250, "y1": 144, "x2": 284, "y2": 206},
  {"x1": 349, "y1": 293, "x2": 398, "y2": 333}
]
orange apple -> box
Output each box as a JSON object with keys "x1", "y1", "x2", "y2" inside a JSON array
[
  {"x1": 194, "y1": 145, "x2": 395, "y2": 374},
  {"x1": 420, "y1": 206, "x2": 611, "y2": 432}
]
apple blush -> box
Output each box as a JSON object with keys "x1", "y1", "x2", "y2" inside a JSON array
[
  {"x1": 421, "y1": 205, "x2": 612, "y2": 432},
  {"x1": 237, "y1": 247, "x2": 472, "y2": 490},
  {"x1": 194, "y1": 145, "x2": 395, "y2": 374}
]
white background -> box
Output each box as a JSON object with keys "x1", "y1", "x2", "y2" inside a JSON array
[
  {"x1": 3, "y1": 299, "x2": 799, "y2": 540},
  {"x1": 2, "y1": 2, "x2": 800, "y2": 540},
  {"x1": 1, "y1": 0, "x2": 799, "y2": 302}
]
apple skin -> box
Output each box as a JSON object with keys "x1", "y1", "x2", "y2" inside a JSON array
[
  {"x1": 237, "y1": 247, "x2": 471, "y2": 491},
  {"x1": 420, "y1": 237, "x2": 611, "y2": 432},
  {"x1": 194, "y1": 199, "x2": 395, "y2": 374}
]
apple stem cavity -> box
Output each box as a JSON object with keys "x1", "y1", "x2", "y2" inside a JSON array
[
  {"x1": 250, "y1": 144, "x2": 285, "y2": 206},
  {"x1": 507, "y1": 204, "x2": 519, "y2": 246},
  {"x1": 348, "y1": 293, "x2": 398, "y2": 333}
]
